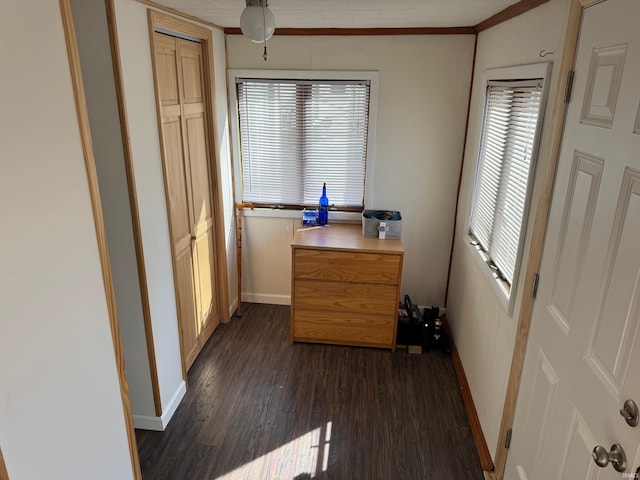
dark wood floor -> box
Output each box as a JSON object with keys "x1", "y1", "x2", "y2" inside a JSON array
[{"x1": 136, "y1": 303, "x2": 484, "y2": 480}]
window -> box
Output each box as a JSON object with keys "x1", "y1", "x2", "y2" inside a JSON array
[
  {"x1": 469, "y1": 64, "x2": 548, "y2": 302},
  {"x1": 235, "y1": 77, "x2": 371, "y2": 209}
]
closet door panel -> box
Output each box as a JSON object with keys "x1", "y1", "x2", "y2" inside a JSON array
[
  {"x1": 185, "y1": 113, "x2": 212, "y2": 223},
  {"x1": 179, "y1": 39, "x2": 219, "y2": 342},
  {"x1": 154, "y1": 33, "x2": 179, "y2": 107},
  {"x1": 195, "y1": 231, "x2": 216, "y2": 338},
  {"x1": 176, "y1": 248, "x2": 199, "y2": 370},
  {"x1": 178, "y1": 39, "x2": 204, "y2": 104},
  {"x1": 162, "y1": 118, "x2": 191, "y2": 249}
]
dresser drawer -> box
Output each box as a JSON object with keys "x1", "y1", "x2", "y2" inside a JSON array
[
  {"x1": 293, "y1": 309, "x2": 394, "y2": 347},
  {"x1": 294, "y1": 249, "x2": 400, "y2": 285},
  {"x1": 294, "y1": 279, "x2": 397, "y2": 316}
]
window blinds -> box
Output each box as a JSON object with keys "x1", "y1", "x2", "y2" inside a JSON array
[
  {"x1": 469, "y1": 80, "x2": 543, "y2": 285},
  {"x1": 236, "y1": 78, "x2": 370, "y2": 208}
]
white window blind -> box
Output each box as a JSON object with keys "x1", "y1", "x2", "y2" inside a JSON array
[
  {"x1": 469, "y1": 79, "x2": 544, "y2": 286},
  {"x1": 236, "y1": 78, "x2": 370, "y2": 208}
]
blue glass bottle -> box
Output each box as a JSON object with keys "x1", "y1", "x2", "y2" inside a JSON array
[{"x1": 318, "y1": 183, "x2": 329, "y2": 226}]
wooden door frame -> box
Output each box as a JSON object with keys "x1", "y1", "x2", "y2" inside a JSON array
[
  {"x1": 493, "y1": 0, "x2": 603, "y2": 478},
  {"x1": 0, "y1": 447, "x2": 8, "y2": 480},
  {"x1": 104, "y1": 0, "x2": 163, "y2": 418},
  {"x1": 59, "y1": 0, "x2": 142, "y2": 478},
  {"x1": 147, "y1": 9, "x2": 230, "y2": 381}
]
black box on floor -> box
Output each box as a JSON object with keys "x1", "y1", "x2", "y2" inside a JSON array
[{"x1": 397, "y1": 303, "x2": 423, "y2": 346}]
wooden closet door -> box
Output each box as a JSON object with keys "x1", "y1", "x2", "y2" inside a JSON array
[
  {"x1": 153, "y1": 33, "x2": 219, "y2": 371},
  {"x1": 154, "y1": 33, "x2": 199, "y2": 368},
  {"x1": 176, "y1": 39, "x2": 219, "y2": 343}
]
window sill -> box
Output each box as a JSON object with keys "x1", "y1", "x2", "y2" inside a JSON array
[
  {"x1": 464, "y1": 234, "x2": 515, "y2": 316},
  {"x1": 243, "y1": 208, "x2": 362, "y2": 223}
]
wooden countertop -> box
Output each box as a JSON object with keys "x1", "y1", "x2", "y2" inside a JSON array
[{"x1": 291, "y1": 223, "x2": 404, "y2": 254}]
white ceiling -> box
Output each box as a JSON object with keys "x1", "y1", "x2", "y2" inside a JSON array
[{"x1": 151, "y1": 0, "x2": 521, "y2": 29}]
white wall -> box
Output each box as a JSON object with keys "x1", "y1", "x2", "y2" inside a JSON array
[
  {"x1": 113, "y1": 0, "x2": 237, "y2": 420},
  {"x1": 0, "y1": 0, "x2": 134, "y2": 478},
  {"x1": 446, "y1": 0, "x2": 571, "y2": 459},
  {"x1": 211, "y1": 30, "x2": 239, "y2": 316},
  {"x1": 113, "y1": 0, "x2": 185, "y2": 418},
  {"x1": 227, "y1": 34, "x2": 475, "y2": 306},
  {"x1": 243, "y1": 216, "x2": 298, "y2": 305},
  {"x1": 71, "y1": 0, "x2": 156, "y2": 417}
]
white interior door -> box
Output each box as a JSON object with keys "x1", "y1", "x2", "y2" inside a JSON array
[{"x1": 506, "y1": 0, "x2": 640, "y2": 478}]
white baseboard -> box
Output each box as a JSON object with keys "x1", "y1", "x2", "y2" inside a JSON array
[
  {"x1": 133, "y1": 380, "x2": 186, "y2": 431},
  {"x1": 242, "y1": 292, "x2": 291, "y2": 305},
  {"x1": 229, "y1": 296, "x2": 239, "y2": 319},
  {"x1": 133, "y1": 414, "x2": 164, "y2": 431}
]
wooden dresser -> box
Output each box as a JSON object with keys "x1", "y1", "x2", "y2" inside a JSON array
[{"x1": 290, "y1": 224, "x2": 404, "y2": 350}]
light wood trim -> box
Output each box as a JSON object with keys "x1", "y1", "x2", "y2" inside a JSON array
[
  {"x1": 234, "y1": 203, "x2": 253, "y2": 313},
  {"x1": 474, "y1": 0, "x2": 550, "y2": 32},
  {"x1": 224, "y1": 27, "x2": 476, "y2": 36},
  {"x1": 149, "y1": 9, "x2": 212, "y2": 38},
  {"x1": 0, "y1": 447, "x2": 8, "y2": 480},
  {"x1": 137, "y1": 0, "x2": 223, "y2": 31},
  {"x1": 441, "y1": 315, "x2": 494, "y2": 472},
  {"x1": 59, "y1": 1, "x2": 142, "y2": 478},
  {"x1": 579, "y1": 0, "x2": 605, "y2": 6},
  {"x1": 105, "y1": 0, "x2": 162, "y2": 418},
  {"x1": 493, "y1": 1, "x2": 585, "y2": 478},
  {"x1": 201, "y1": 24, "x2": 231, "y2": 324}
]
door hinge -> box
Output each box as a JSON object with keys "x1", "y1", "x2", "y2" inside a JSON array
[
  {"x1": 505, "y1": 428, "x2": 513, "y2": 449},
  {"x1": 564, "y1": 70, "x2": 575, "y2": 103},
  {"x1": 531, "y1": 273, "x2": 540, "y2": 299}
]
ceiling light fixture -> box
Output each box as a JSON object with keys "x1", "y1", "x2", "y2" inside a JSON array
[{"x1": 240, "y1": 0, "x2": 275, "y2": 61}]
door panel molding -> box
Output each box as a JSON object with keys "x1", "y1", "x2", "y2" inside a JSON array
[
  {"x1": 585, "y1": 168, "x2": 640, "y2": 396},
  {"x1": 549, "y1": 150, "x2": 603, "y2": 336},
  {"x1": 556, "y1": 407, "x2": 599, "y2": 480},
  {"x1": 580, "y1": 43, "x2": 627, "y2": 128},
  {"x1": 516, "y1": 350, "x2": 559, "y2": 480}
]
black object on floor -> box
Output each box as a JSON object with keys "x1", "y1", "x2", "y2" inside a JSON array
[{"x1": 398, "y1": 297, "x2": 451, "y2": 353}]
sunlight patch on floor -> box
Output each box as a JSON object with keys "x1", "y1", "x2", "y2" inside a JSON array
[{"x1": 216, "y1": 422, "x2": 332, "y2": 479}]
